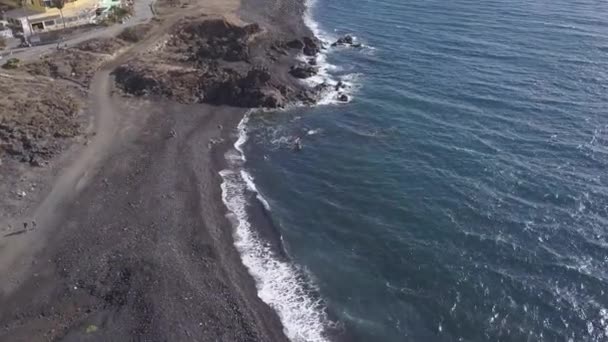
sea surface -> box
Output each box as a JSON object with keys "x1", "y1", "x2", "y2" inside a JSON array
[{"x1": 221, "y1": 0, "x2": 608, "y2": 341}]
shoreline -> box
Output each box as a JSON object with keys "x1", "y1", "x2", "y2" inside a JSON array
[
  {"x1": 0, "y1": 100, "x2": 291, "y2": 341},
  {"x1": 0, "y1": 0, "x2": 328, "y2": 340}
]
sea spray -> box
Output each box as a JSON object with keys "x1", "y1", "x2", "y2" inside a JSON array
[
  {"x1": 216, "y1": 0, "x2": 365, "y2": 339},
  {"x1": 219, "y1": 112, "x2": 331, "y2": 342},
  {"x1": 301, "y1": 0, "x2": 361, "y2": 105}
]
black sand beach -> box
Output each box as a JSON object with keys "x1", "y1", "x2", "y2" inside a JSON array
[{"x1": 0, "y1": 0, "x2": 317, "y2": 340}]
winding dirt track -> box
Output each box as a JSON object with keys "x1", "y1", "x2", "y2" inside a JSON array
[{"x1": 0, "y1": 16, "x2": 161, "y2": 295}]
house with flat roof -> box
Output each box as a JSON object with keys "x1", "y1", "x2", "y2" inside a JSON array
[{"x1": 3, "y1": 0, "x2": 104, "y2": 37}]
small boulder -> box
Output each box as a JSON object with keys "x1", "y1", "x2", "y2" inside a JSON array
[
  {"x1": 337, "y1": 94, "x2": 349, "y2": 102},
  {"x1": 286, "y1": 39, "x2": 305, "y2": 50},
  {"x1": 335, "y1": 80, "x2": 345, "y2": 91},
  {"x1": 302, "y1": 37, "x2": 320, "y2": 56},
  {"x1": 331, "y1": 35, "x2": 359, "y2": 47},
  {"x1": 289, "y1": 64, "x2": 318, "y2": 79}
]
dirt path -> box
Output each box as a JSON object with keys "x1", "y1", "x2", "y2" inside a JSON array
[
  {"x1": 0, "y1": 8, "x2": 167, "y2": 295},
  {"x1": 0, "y1": 67, "x2": 121, "y2": 295}
]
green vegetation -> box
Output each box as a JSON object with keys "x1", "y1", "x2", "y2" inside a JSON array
[
  {"x1": 2, "y1": 58, "x2": 21, "y2": 69},
  {"x1": 101, "y1": 6, "x2": 133, "y2": 25},
  {"x1": 85, "y1": 325, "x2": 98, "y2": 333}
]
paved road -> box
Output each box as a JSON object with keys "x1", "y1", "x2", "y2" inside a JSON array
[{"x1": 1, "y1": 0, "x2": 155, "y2": 62}]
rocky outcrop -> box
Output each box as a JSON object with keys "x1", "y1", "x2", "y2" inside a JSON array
[
  {"x1": 113, "y1": 62, "x2": 290, "y2": 108},
  {"x1": 283, "y1": 37, "x2": 321, "y2": 56},
  {"x1": 289, "y1": 63, "x2": 318, "y2": 79},
  {"x1": 331, "y1": 34, "x2": 361, "y2": 48},
  {"x1": 302, "y1": 36, "x2": 321, "y2": 56},
  {"x1": 114, "y1": 18, "x2": 325, "y2": 108},
  {"x1": 285, "y1": 39, "x2": 304, "y2": 50},
  {"x1": 168, "y1": 19, "x2": 262, "y2": 63}
]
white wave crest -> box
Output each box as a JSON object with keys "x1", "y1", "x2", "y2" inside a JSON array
[
  {"x1": 300, "y1": 0, "x2": 361, "y2": 106},
  {"x1": 241, "y1": 170, "x2": 272, "y2": 211},
  {"x1": 219, "y1": 113, "x2": 331, "y2": 342}
]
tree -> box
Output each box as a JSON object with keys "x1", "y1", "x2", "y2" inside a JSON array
[{"x1": 51, "y1": 0, "x2": 66, "y2": 29}]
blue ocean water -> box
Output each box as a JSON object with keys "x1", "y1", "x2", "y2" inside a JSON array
[{"x1": 233, "y1": 0, "x2": 608, "y2": 340}]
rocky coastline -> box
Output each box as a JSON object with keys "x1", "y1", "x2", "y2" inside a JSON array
[
  {"x1": 112, "y1": 16, "x2": 327, "y2": 108},
  {"x1": 0, "y1": 0, "x2": 363, "y2": 340}
]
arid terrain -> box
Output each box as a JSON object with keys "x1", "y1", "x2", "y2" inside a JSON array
[{"x1": 0, "y1": 0, "x2": 326, "y2": 339}]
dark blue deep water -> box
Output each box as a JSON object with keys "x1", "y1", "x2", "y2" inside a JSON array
[{"x1": 241, "y1": 0, "x2": 608, "y2": 340}]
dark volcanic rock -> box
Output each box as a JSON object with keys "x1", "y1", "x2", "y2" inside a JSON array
[
  {"x1": 113, "y1": 19, "x2": 326, "y2": 109},
  {"x1": 170, "y1": 19, "x2": 262, "y2": 63},
  {"x1": 302, "y1": 36, "x2": 321, "y2": 56},
  {"x1": 285, "y1": 39, "x2": 305, "y2": 49},
  {"x1": 331, "y1": 34, "x2": 361, "y2": 48},
  {"x1": 113, "y1": 63, "x2": 289, "y2": 108},
  {"x1": 289, "y1": 63, "x2": 318, "y2": 79},
  {"x1": 338, "y1": 93, "x2": 349, "y2": 102}
]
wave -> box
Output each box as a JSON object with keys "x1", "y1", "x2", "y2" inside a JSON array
[
  {"x1": 301, "y1": 0, "x2": 362, "y2": 105},
  {"x1": 218, "y1": 112, "x2": 332, "y2": 342},
  {"x1": 215, "y1": 0, "x2": 368, "y2": 340}
]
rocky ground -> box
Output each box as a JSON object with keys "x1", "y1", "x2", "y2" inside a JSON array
[
  {"x1": 112, "y1": 16, "x2": 326, "y2": 108},
  {"x1": 0, "y1": 23, "x2": 152, "y2": 167},
  {"x1": 25, "y1": 23, "x2": 153, "y2": 87},
  {"x1": 0, "y1": 73, "x2": 85, "y2": 167}
]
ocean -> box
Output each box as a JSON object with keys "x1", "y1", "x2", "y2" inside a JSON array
[{"x1": 221, "y1": 0, "x2": 608, "y2": 341}]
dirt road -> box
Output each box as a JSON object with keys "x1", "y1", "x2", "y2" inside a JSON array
[{"x1": 2, "y1": 0, "x2": 155, "y2": 62}]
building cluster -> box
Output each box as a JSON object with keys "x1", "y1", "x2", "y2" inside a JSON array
[{"x1": 1, "y1": 0, "x2": 121, "y2": 39}]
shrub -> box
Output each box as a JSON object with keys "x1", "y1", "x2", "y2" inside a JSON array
[{"x1": 2, "y1": 58, "x2": 20, "y2": 69}]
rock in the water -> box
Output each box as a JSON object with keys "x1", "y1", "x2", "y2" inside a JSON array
[
  {"x1": 335, "y1": 80, "x2": 345, "y2": 91},
  {"x1": 302, "y1": 37, "x2": 321, "y2": 56},
  {"x1": 338, "y1": 93, "x2": 349, "y2": 102},
  {"x1": 331, "y1": 35, "x2": 359, "y2": 47},
  {"x1": 289, "y1": 63, "x2": 318, "y2": 79}
]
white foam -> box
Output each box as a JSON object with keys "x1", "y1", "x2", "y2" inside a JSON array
[
  {"x1": 219, "y1": 113, "x2": 331, "y2": 342},
  {"x1": 234, "y1": 111, "x2": 251, "y2": 159},
  {"x1": 214, "y1": 1, "x2": 367, "y2": 339},
  {"x1": 300, "y1": 0, "x2": 361, "y2": 106},
  {"x1": 241, "y1": 170, "x2": 272, "y2": 211}
]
